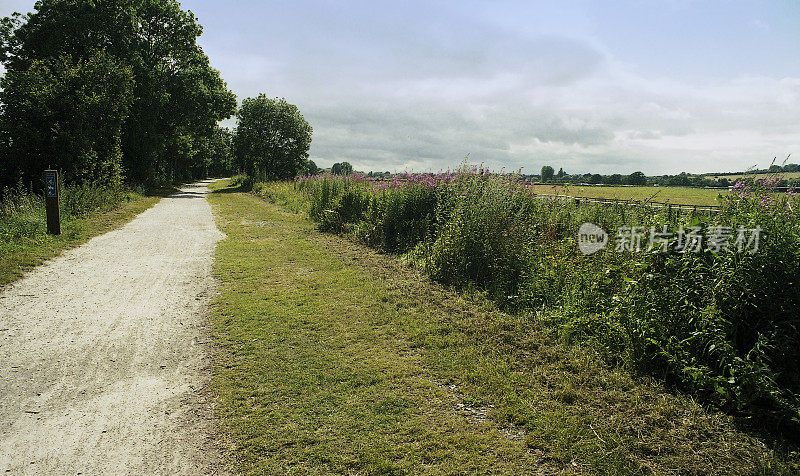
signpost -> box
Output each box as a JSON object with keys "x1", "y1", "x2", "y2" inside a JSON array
[{"x1": 44, "y1": 170, "x2": 60, "y2": 235}]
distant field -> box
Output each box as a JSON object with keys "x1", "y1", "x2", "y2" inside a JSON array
[
  {"x1": 529, "y1": 184, "x2": 727, "y2": 207},
  {"x1": 704, "y1": 171, "x2": 800, "y2": 180}
]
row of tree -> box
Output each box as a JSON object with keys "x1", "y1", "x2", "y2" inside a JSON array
[
  {"x1": 538, "y1": 166, "x2": 800, "y2": 187},
  {"x1": 0, "y1": 0, "x2": 323, "y2": 190},
  {"x1": 0, "y1": 0, "x2": 238, "y2": 189},
  {"x1": 540, "y1": 166, "x2": 647, "y2": 186}
]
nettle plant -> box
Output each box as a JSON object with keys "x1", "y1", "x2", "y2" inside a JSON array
[{"x1": 613, "y1": 178, "x2": 800, "y2": 422}]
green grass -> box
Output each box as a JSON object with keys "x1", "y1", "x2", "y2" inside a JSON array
[
  {"x1": 529, "y1": 184, "x2": 727, "y2": 207},
  {"x1": 0, "y1": 189, "x2": 161, "y2": 286},
  {"x1": 208, "y1": 180, "x2": 793, "y2": 474},
  {"x1": 251, "y1": 180, "x2": 310, "y2": 213}
]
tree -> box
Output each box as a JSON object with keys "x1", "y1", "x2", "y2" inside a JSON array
[
  {"x1": 302, "y1": 159, "x2": 320, "y2": 176},
  {"x1": 667, "y1": 173, "x2": 691, "y2": 187},
  {"x1": 603, "y1": 174, "x2": 622, "y2": 185},
  {"x1": 0, "y1": 0, "x2": 237, "y2": 187},
  {"x1": 0, "y1": 49, "x2": 134, "y2": 186},
  {"x1": 556, "y1": 167, "x2": 566, "y2": 178},
  {"x1": 193, "y1": 125, "x2": 234, "y2": 178},
  {"x1": 540, "y1": 165, "x2": 554, "y2": 182},
  {"x1": 627, "y1": 171, "x2": 647, "y2": 186},
  {"x1": 233, "y1": 94, "x2": 313, "y2": 180},
  {"x1": 331, "y1": 162, "x2": 353, "y2": 175},
  {"x1": 589, "y1": 174, "x2": 603, "y2": 184}
]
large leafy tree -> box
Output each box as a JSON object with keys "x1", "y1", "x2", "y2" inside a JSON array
[
  {"x1": 627, "y1": 171, "x2": 647, "y2": 186},
  {"x1": 0, "y1": 50, "x2": 134, "y2": 185},
  {"x1": 302, "y1": 159, "x2": 320, "y2": 176},
  {"x1": 0, "y1": 0, "x2": 236, "y2": 187},
  {"x1": 331, "y1": 162, "x2": 352, "y2": 175},
  {"x1": 194, "y1": 125, "x2": 234, "y2": 178},
  {"x1": 233, "y1": 94, "x2": 313, "y2": 180},
  {"x1": 540, "y1": 165, "x2": 554, "y2": 183}
]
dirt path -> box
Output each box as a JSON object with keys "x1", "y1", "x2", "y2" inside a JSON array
[{"x1": 0, "y1": 181, "x2": 226, "y2": 475}]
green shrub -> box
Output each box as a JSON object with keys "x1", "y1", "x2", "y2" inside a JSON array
[
  {"x1": 229, "y1": 174, "x2": 254, "y2": 191},
  {"x1": 612, "y1": 181, "x2": 800, "y2": 420},
  {"x1": 251, "y1": 181, "x2": 309, "y2": 214},
  {"x1": 60, "y1": 182, "x2": 129, "y2": 218},
  {"x1": 0, "y1": 182, "x2": 135, "y2": 254}
]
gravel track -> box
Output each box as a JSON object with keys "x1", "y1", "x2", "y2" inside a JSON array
[{"x1": 0, "y1": 181, "x2": 226, "y2": 475}]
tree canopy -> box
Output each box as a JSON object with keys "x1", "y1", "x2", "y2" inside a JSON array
[
  {"x1": 1, "y1": 49, "x2": 134, "y2": 186},
  {"x1": 302, "y1": 159, "x2": 320, "y2": 176},
  {"x1": 0, "y1": 0, "x2": 237, "y2": 187},
  {"x1": 233, "y1": 94, "x2": 313, "y2": 181},
  {"x1": 331, "y1": 162, "x2": 353, "y2": 175},
  {"x1": 540, "y1": 165, "x2": 554, "y2": 182},
  {"x1": 627, "y1": 171, "x2": 647, "y2": 186}
]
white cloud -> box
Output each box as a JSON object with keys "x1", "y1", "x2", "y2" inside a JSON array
[{"x1": 749, "y1": 19, "x2": 770, "y2": 32}]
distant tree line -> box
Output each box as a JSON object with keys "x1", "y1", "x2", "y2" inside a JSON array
[
  {"x1": 534, "y1": 164, "x2": 800, "y2": 188},
  {"x1": 0, "y1": 0, "x2": 238, "y2": 189},
  {"x1": 705, "y1": 162, "x2": 800, "y2": 176}
]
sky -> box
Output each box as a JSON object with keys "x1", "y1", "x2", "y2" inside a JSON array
[{"x1": 1, "y1": 0, "x2": 798, "y2": 175}]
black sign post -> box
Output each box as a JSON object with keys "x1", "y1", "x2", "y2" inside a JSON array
[{"x1": 44, "y1": 170, "x2": 61, "y2": 235}]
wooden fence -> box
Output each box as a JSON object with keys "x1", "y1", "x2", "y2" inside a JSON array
[{"x1": 533, "y1": 194, "x2": 722, "y2": 221}]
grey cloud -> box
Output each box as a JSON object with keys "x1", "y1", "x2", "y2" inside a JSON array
[
  {"x1": 629, "y1": 130, "x2": 662, "y2": 140},
  {"x1": 195, "y1": 1, "x2": 799, "y2": 175}
]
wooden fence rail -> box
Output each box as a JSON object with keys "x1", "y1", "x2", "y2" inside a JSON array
[{"x1": 533, "y1": 194, "x2": 723, "y2": 219}]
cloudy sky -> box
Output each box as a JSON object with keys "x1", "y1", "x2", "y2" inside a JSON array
[{"x1": 2, "y1": 0, "x2": 798, "y2": 174}]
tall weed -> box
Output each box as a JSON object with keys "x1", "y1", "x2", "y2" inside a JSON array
[{"x1": 0, "y1": 181, "x2": 135, "y2": 253}]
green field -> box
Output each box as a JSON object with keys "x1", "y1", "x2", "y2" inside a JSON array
[
  {"x1": 529, "y1": 184, "x2": 728, "y2": 207},
  {"x1": 207, "y1": 180, "x2": 790, "y2": 474}
]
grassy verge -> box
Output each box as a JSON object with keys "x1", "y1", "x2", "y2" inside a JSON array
[
  {"x1": 208, "y1": 180, "x2": 792, "y2": 474},
  {"x1": 297, "y1": 172, "x2": 800, "y2": 425},
  {"x1": 0, "y1": 190, "x2": 163, "y2": 286}
]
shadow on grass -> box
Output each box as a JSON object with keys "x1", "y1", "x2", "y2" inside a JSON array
[
  {"x1": 732, "y1": 415, "x2": 800, "y2": 458},
  {"x1": 142, "y1": 185, "x2": 181, "y2": 197},
  {"x1": 168, "y1": 191, "x2": 207, "y2": 199}
]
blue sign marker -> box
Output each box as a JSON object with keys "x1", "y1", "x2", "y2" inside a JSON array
[
  {"x1": 45, "y1": 171, "x2": 57, "y2": 198},
  {"x1": 44, "y1": 170, "x2": 61, "y2": 234}
]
